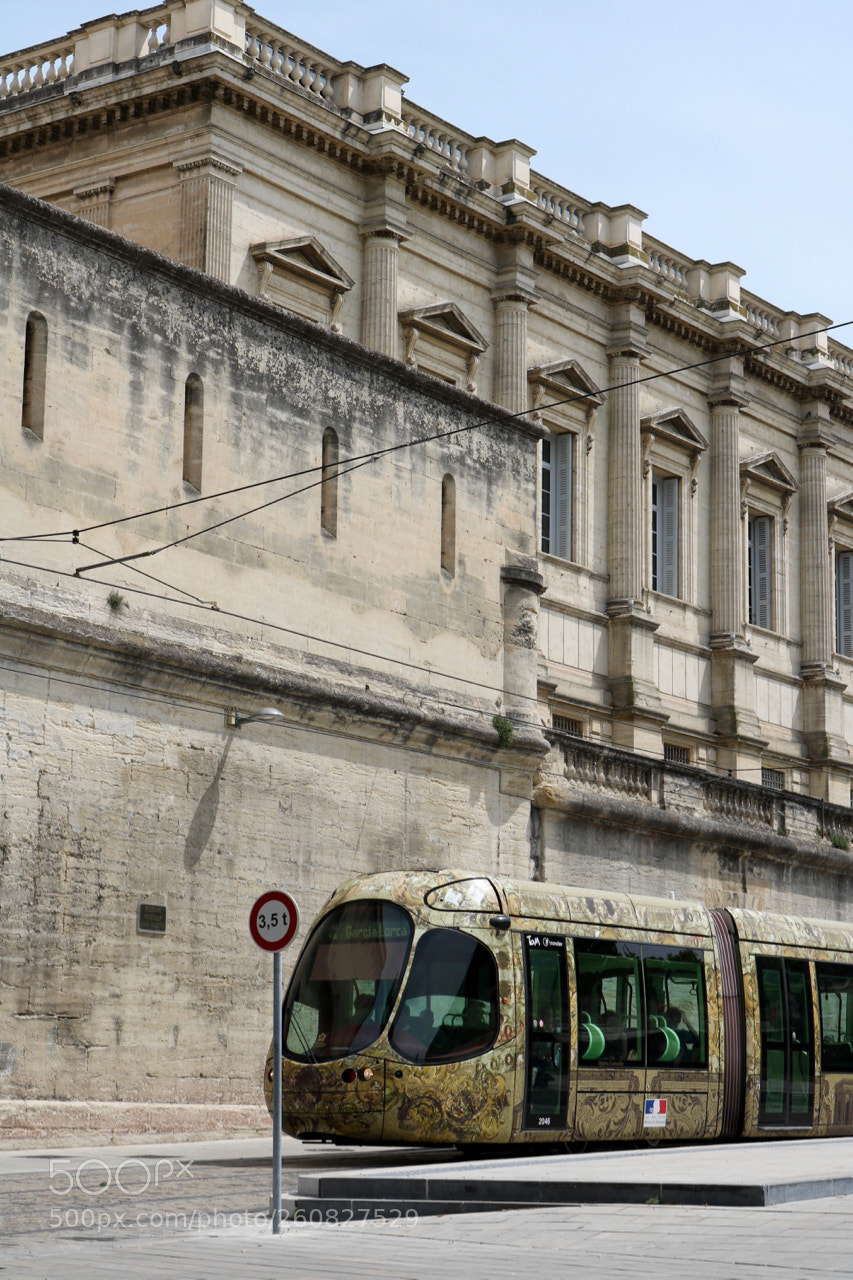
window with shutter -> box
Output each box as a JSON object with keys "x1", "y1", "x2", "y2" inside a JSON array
[
  {"x1": 651, "y1": 474, "x2": 678, "y2": 596},
  {"x1": 541, "y1": 431, "x2": 572, "y2": 561},
  {"x1": 836, "y1": 551, "x2": 853, "y2": 657},
  {"x1": 748, "y1": 514, "x2": 772, "y2": 629}
]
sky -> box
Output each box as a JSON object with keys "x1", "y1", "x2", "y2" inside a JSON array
[{"x1": 4, "y1": 0, "x2": 850, "y2": 329}]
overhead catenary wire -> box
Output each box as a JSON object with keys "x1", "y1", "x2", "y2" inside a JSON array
[
  {"x1": 2, "y1": 318, "x2": 850, "y2": 565},
  {"x1": 76, "y1": 539, "x2": 216, "y2": 605}
]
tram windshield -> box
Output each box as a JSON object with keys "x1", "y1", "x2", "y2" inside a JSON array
[{"x1": 283, "y1": 900, "x2": 413, "y2": 1062}]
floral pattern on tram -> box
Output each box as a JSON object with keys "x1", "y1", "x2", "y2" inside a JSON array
[{"x1": 384, "y1": 1058, "x2": 513, "y2": 1144}]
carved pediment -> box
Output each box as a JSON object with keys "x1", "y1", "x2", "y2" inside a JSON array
[
  {"x1": 252, "y1": 237, "x2": 354, "y2": 291},
  {"x1": 740, "y1": 450, "x2": 798, "y2": 497},
  {"x1": 641, "y1": 407, "x2": 708, "y2": 455},
  {"x1": 252, "y1": 237, "x2": 354, "y2": 331},
  {"x1": 528, "y1": 358, "x2": 604, "y2": 413},
  {"x1": 399, "y1": 303, "x2": 487, "y2": 354},
  {"x1": 829, "y1": 488, "x2": 853, "y2": 523},
  {"x1": 399, "y1": 303, "x2": 487, "y2": 393}
]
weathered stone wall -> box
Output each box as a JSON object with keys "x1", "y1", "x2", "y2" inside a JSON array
[{"x1": 0, "y1": 184, "x2": 545, "y2": 1141}]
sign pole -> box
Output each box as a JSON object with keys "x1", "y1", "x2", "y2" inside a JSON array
[
  {"x1": 272, "y1": 948, "x2": 282, "y2": 1234},
  {"x1": 248, "y1": 889, "x2": 299, "y2": 1239}
]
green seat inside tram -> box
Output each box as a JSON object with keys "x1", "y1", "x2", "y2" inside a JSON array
[
  {"x1": 648, "y1": 1014, "x2": 681, "y2": 1064},
  {"x1": 579, "y1": 1011, "x2": 605, "y2": 1061}
]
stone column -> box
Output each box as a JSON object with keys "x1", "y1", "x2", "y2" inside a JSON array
[
  {"x1": 74, "y1": 178, "x2": 115, "y2": 229},
  {"x1": 607, "y1": 344, "x2": 645, "y2": 605},
  {"x1": 799, "y1": 429, "x2": 832, "y2": 671},
  {"x1": 706, "y1": 369, "x2": 765, "y2": 777},
  {"x1": 360, "y1": 231, "x2": 404, "y2": 358},
  {"x1": 500, "y1": 558, "x2": 546, "y2": 724},
  {"x1": 708, "y1": 393, "x2": 745, "y2": 642},
  {"x1": 175, "y1": 156, "x2": 242, "y2": 282},
  {"x1": 492, "y1": 293, "x2": 532, "y2": 414},
  {"x1": 491, "y1": 239, "x2": 537, "y2": 414},
  {"x1": 604, "y1": 309, "x2": 665, "y2": 752},
  {"x1": 360, "y1": 172, "x2": 409, "y2": 359},
  {"x1": 798, "y1": 406, "x2": 849, "y2": 800}
]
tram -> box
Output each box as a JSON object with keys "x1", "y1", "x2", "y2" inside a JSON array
[{"x1": 264, "y1": 869, "x2": 853, "y2": 1147}]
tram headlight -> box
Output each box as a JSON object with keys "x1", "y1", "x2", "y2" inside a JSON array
[{"x1": 358, "y1": 1067, "x2": 374, "y2": 1081}]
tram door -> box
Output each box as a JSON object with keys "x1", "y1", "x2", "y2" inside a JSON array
[
  {"x1": 522, "y1": 935, "x2": 570, "y2": 1131},
  {"x1": 756, "y1": 956, "x2": 815, "y2": 1129}
]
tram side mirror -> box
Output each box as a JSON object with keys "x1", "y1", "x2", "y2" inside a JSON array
[{"x1": 489, "y1": 914, "x2": 512, "y2": 931}]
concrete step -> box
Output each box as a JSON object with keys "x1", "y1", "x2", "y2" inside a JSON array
[{"x1": 273, "y1": 1169, "x2": 853, "y2": 1220}]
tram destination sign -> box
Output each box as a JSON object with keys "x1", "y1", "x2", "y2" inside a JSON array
[{"x1": 249, "y1": 890, "x2": 299, "y2": 952}]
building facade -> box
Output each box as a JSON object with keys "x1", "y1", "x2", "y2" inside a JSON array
[{"x1": 3, "y1": 1, "x2": 853, "y2": 1139}]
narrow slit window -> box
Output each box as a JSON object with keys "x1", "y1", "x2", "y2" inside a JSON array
[
  {"x1": 321, "y1": 427, "x2": 338, "y2": 537},
  {"x1": 183, "y1": 373, "x2": 204, "y2": 491},
  {"x1": 22, "y1": 312, "x2": 48, "y2": 440},
  {"x1": 441, "y1": 473, "x2": 456, "y2": 575}
]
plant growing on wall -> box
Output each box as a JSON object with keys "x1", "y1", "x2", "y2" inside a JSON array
[{"x1": 492, "y1": 715, "x2": 514, "y2": 748}]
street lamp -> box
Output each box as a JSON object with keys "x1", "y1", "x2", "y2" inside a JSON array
[{"x1": 225, "y1": 706, "x2": 287, "y2": 729}]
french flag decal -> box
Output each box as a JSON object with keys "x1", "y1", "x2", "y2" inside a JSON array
[{"x1": 644, "y1": 1098, "x2": 667, "y2": 1128}]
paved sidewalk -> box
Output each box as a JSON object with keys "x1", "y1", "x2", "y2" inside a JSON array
[
  {"x1": 3, "y1": 1195, "x2": 853, "y2": 1279},
  {"x1": 1, "y1": 1135, "x2": 852, "y2": 1278}
]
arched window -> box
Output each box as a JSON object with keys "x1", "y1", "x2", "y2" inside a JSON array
[
  {"x1": 183, "y1": 373, "x2": 204, "y2": 491},
  {"x1": 321, "y1": 427, "x2": 338, "y2": 537},
  {"x1": 22, "y1": 312, "x2": 48, "y2": 440},
  {"x1": 441, "y1": 473, "x2": 456, "y2": 576}
]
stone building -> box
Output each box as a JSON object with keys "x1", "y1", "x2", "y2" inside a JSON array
[{"x1": 4, "y1": 0, "x2": 853, "y2": 1139}]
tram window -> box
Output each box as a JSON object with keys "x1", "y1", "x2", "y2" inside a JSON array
[
  {"x1": 283, "y1": 900, "x2": 413, "y2": 1062},
  {"x1": 424, "y1": 878, "x2": 502, "y2": 913},
  {"x1": 643, "y1": 946, "x2": 708, "y2": 1068},
  {"x1": 575, "y1": 940, "x2": 708, "y2": 1069},
  {"x1": 816, "y1": 963, "x2": 853, "y2": 1073},
  {"x1": 575, "y1": 941, "x2": 642, "y2": 1067},
  {"x1": 390, "y1": 929, "x2": 499, "y2": 1064}
]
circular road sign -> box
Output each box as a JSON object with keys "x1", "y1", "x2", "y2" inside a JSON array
[{"x1": 249, "y1": 890, "x2": 299, "y2": 952}]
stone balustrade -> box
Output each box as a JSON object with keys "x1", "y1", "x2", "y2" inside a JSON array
[
  {"x1": 703, "y1": 777, "x2": 778, "y2": 828},
  {"x1": 402, "y1": 106, "x2": 469, "y2": 173},
  {"x1": 741, "y1": 293, "x2": 783, "y2": 338},
  {"x1": 829, "y1": 339, "x2": 853, "y2": 380},
  {"x1": 0, "y1": 41, "x2": 75, "y2": 99},
  {"x1": 529, "y1": 180, "x2": 588, "y2": 235},
  {"x1": 645, "y1": 238, "x2": 691, "y2": 290},
  {"x1": 550, "y1": 727, "x2": 853, "y2": 856},
  {"x1": 563, "y1": 739, "x2": 655, "y2": 801},
  {"x1": 243, "y1": 16, "x2": 335, "y2": 102}
]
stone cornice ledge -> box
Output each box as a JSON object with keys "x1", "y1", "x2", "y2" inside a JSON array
[
  {"x1": 534, "y1": 776, "x2": 853, "y2": 878},
  {"x1": 0, "y1": 600, "x2": 550, "y2": 766}
]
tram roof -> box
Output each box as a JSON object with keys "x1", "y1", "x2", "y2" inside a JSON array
[{"x1": 330, "y1": 870, "x2": 853, "y2": 951}]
